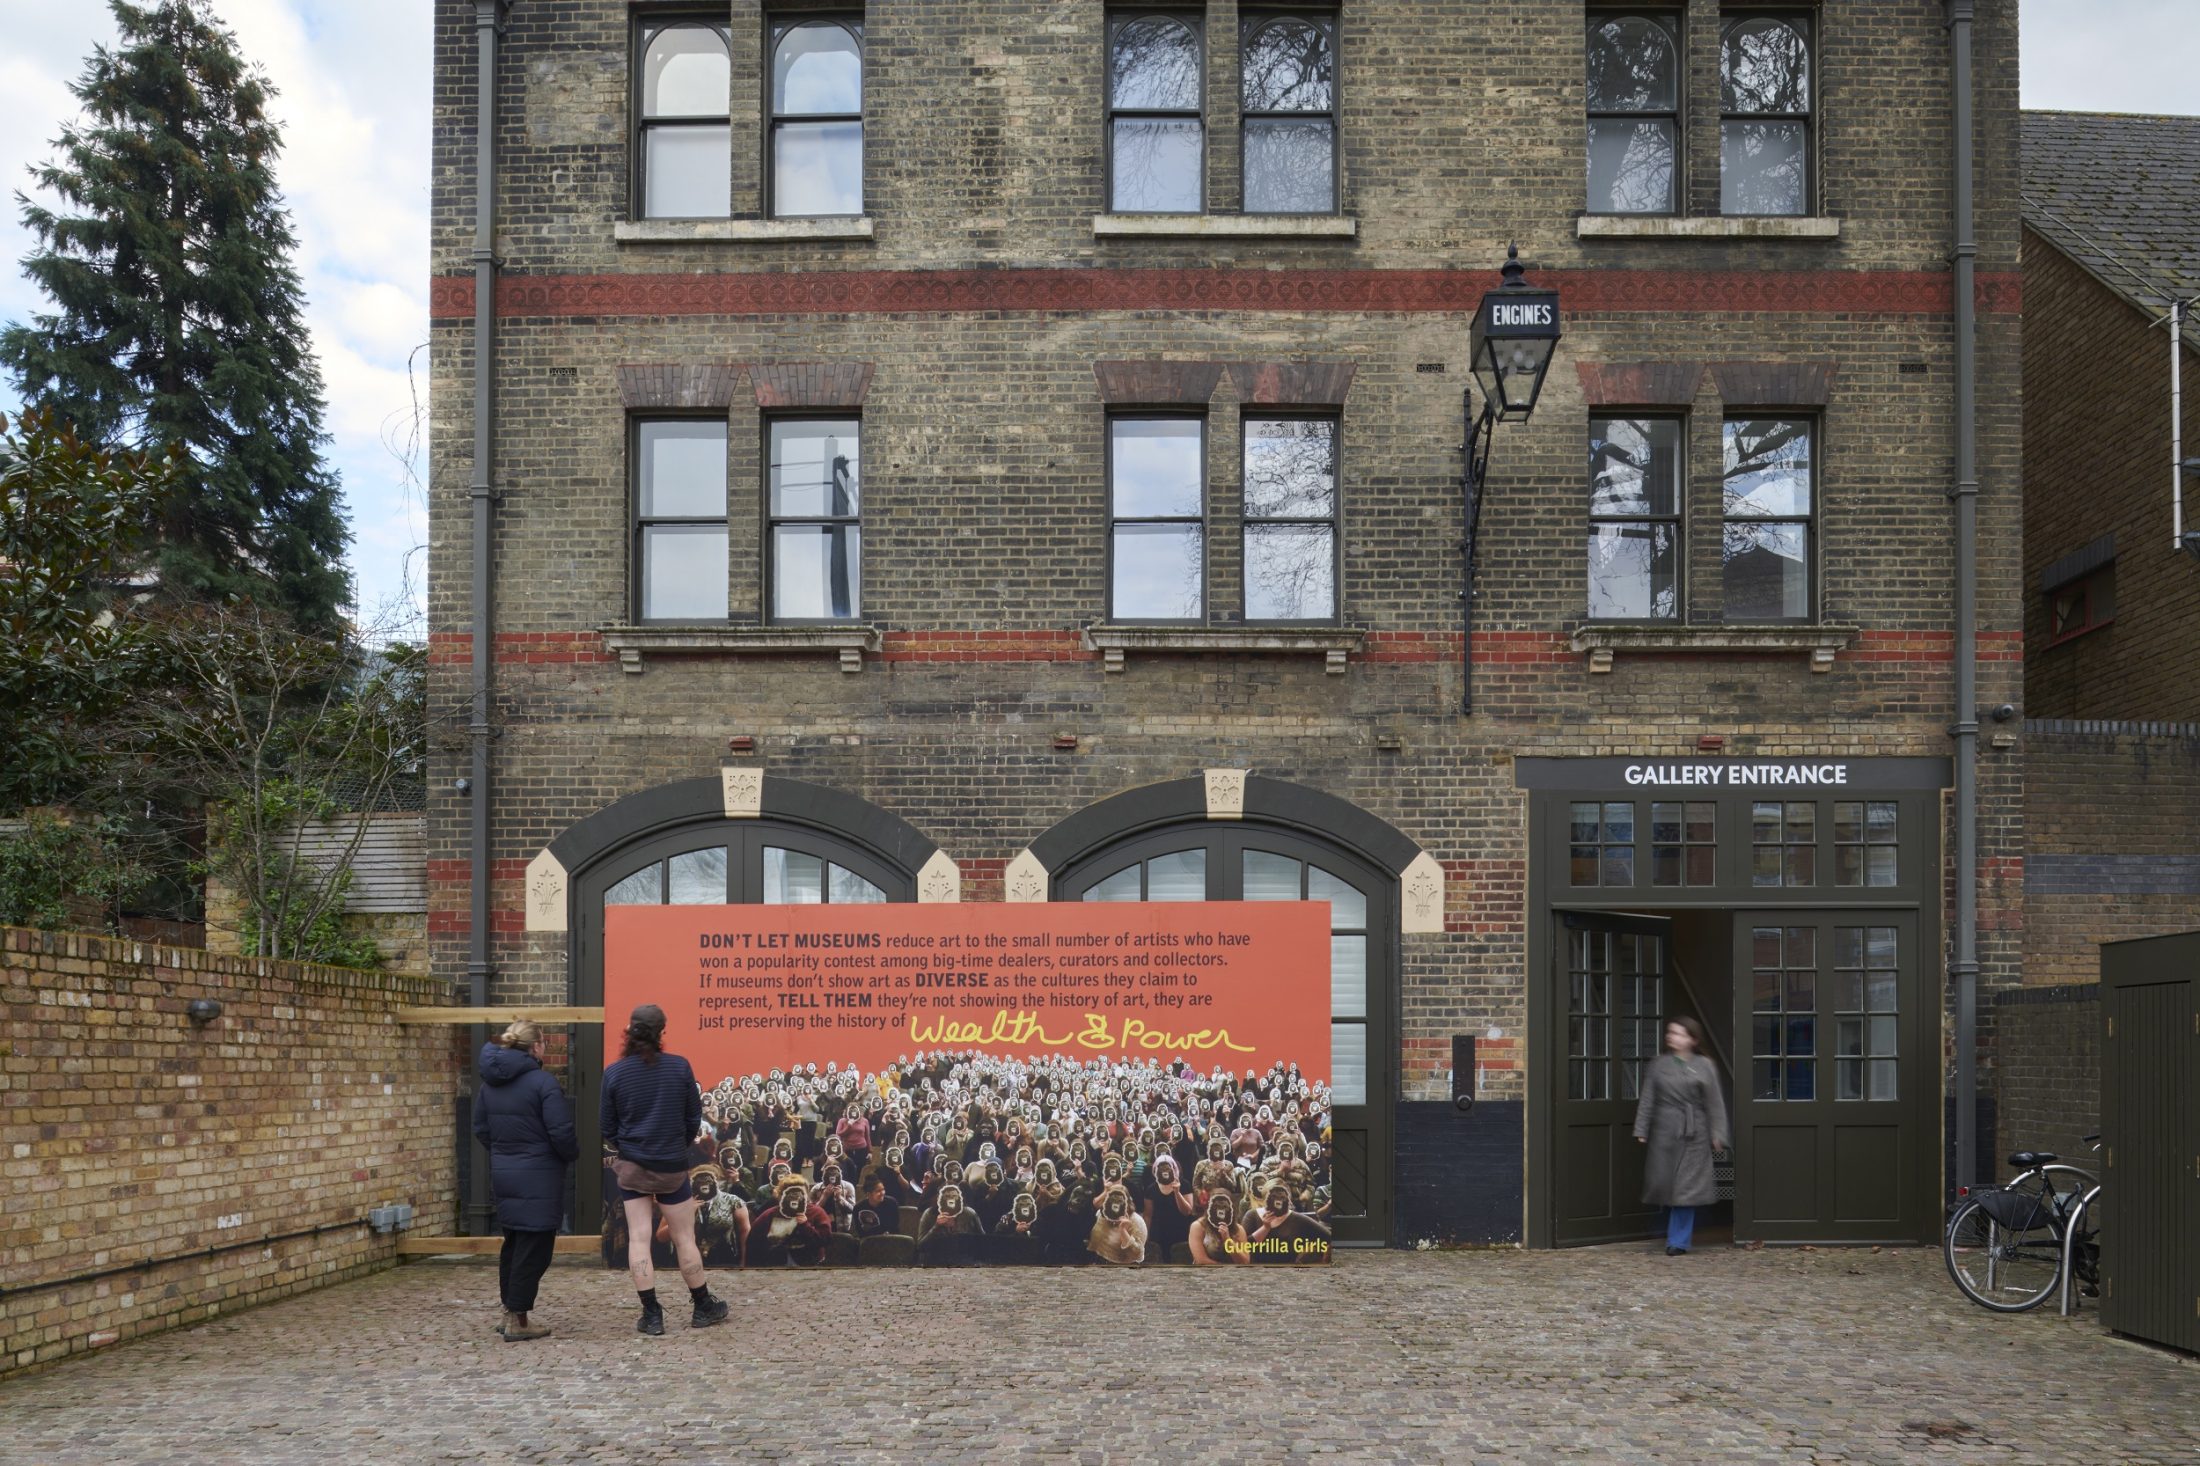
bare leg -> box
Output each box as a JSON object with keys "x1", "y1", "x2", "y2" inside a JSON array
[
  {"x1": 660, "y1": 1197, "x2": 707, "y2": 1290},
  {"x1": 623, "y1": 1196, "x2": 658, "y2": 1291}
]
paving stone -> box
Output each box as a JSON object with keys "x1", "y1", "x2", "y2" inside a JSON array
[{"x1": 1, "y1": 1247, "x2": 2193, "y2": 1464}]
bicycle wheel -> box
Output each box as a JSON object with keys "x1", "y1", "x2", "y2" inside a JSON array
[{"x1": 1945, "y1": 1196, "x2": 2063, "y2": 1311}]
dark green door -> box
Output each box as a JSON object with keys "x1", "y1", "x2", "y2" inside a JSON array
[
  {"x1": 2098, "y1": 960, "x2": 2196, "y2": 1352},
  {"x1": 1732, "y1": 912, "x2": 1930, "y2": 1242},
  {"x1": 1552, "y1": 913, "x2": 1670, "y2": 1246}
]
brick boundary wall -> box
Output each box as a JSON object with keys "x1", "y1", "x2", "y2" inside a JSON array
[
  {"x1": 1, "y1": 928, "x2": 458, "y2": 1378},
  {"x1": 1992, "y1": 983, "x2": 2100, "y2": 1175},
  {"x1": 2022, "y1": 721, "x2": 2200, "y2": 987}
]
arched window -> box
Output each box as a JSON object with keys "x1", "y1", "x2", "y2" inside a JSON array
[
  {"x1": 770, "y1": 19, "x2": 864, "y2": 217},
  {"x1": 571, "y1": 815, "x2": 915, "y2": 1225},
  {"x1": 1057, "y1": 824, "x2": 1392, "y2": 1240},
  {"x1": 1240, "y1": 15, "x2": 1337, "y2": 214},
  {"x1": 1108, "y1": 13, "x2": 1204, "y2": 213},
  {"x1": 1585, "y1": 13, "x2": 1680, "y2": 215},
  {"x1": 636, "y1": 19, "x2": 732, "y2": 219},
  {"x1": 1721, "y1": 14, "x2": 1812, "y2": 215}
]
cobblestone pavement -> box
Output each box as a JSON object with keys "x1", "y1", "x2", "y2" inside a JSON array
[{"x1": 3, "y1": 1246, "x2": 2195, "y2": 1464}]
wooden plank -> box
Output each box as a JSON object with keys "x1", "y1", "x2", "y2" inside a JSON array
[
  {"x1": 395, "y1": 1006, "x2": 605, "y2": 1025},
  {"x1": 398, "y1": 1235, "x2": 601, "y2": 1257}
]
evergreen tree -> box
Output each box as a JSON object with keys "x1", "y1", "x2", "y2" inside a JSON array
[{"x1": 2, "y1": 0, "x2": 351, "y2": 631}]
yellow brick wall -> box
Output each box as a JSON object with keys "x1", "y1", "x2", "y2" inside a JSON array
[{"x1": 1, "y1": 927, "x2": 458, "y2": 1377}]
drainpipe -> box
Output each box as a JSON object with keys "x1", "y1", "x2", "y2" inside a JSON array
[
  {"x1": 2173, "y1": 298, "x2": 2188, "y2": 554},
  {"x1": 1944, "y1": 0, "x2": 1979, "y2": 1200},
  {"x1": 465, "y1": 0, "x2": 508, "y2": 1235}
]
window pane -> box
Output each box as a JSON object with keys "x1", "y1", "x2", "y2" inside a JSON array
[
  {"x1": 1587, "y1": 15, "x2": 1678, "y2": 110},
  {"x1": 1836, "y1": 1017, "x2": 1864, "y2": 1057},
  {"x1": 1245, "y1": 524, "x2": 1335, "y2": 620},
  {"x1": 1330, "y1": 935, "x2": 1366, "y2": 1019},
  {"x1": 1112, "y1": 16, "x2": 1202, "y2": 108},
  {"x1": 645, "y1": 126, "x2": 732, "y2": 218},
  {"x1": 1145, "y1": 849, "x2": 1207, "y2": 902},
  {"x1": 1244, "y1": 119, "x2": 1334, "y2": 213},
  {"x1": 1603, "y1": 802, "x2": 1635, "y2": 844},
  {"x1": 605, "y1": 864, "x2": 663, "y2": 906},
  {"x1": 1601, "y1": 847, "x2": 1635, "y2": 887},
  {"x1": 1586, "y1": 119, "x2": 1676, "y2": 213},
  {"x1": 1723, "y1": 420, "x2": 1813, "y2": 516},
  {"x1": 1570, "y1": 847, "x2": 1598, "y2": 885},
  {"x1": 642, "y1": 525, "x2": 729, "y2": 620},
  {"x1": 1868, "y1": 1058, "x2": 1898, "y2": 1100},
  {"x1": 772, "y1": 525, "x2": 861, "y2": 620},
  {"x1": 1721, "y1": 121, "x2": 1807, "y2": 215},
  {"x1": 1308, "y1": 866, "x2": 1366, "y2": 929},
  {"x1": 1571, "y1": 803, "x2": 1601, "y2": 843},
  {"x1": 1837, "y1": 1058, "x2": 1864, "y2": 1101},
  {"x1": 645, "y1": 25, "x2": 729, "y2": 118},
  {"x1": 1112, "y1": 524, "x2": 1204, "y2": 619},
  {"x1": 1685, "y1": 846, "x2": 1715, "y2": 885},
  {"x1": 772, "y1": 122, "x2": 864, "y2": 216},
  {"x1": 829, "y1": 864, "x2": 886, "y2": 904},
  {"x1": 1244, "y1": 418, "x2": 1337, "y2": 518},
  {"x1": 773, "y1": 22, "x2": 862, "y2": 114},
  {"x1": 667, "y1": 847, "x2": 727, "y2": 904},
  {"x1": 1722, "y1": 18, "x2": 1811, "y2": 113},
  {"x1": 639, "y1": 421, "x2": 728, "y2": 517},
  {"x1": 1652, "y1": 847, "x2": 1681, "y2": 886},
  {"x1": 1586, "y1": 523, "x2": 1679, "y2": 620},
  {"x1": 770, "y1": 421, "x2": 860, "y2": 517},
  {"x1": 1083, "y1": 866, "x2": 1142, "y2": 902},
  {"x1": 1111, "y1": 118, "x2": 1203, "y2": 212},
  {"x1": 1112, "y1": 419, "x2": 1204, "y2": 516},
  {"x1": 1752, "y1": 1059, "x2": 1779, "y2": 1100},
  {"x1": 1591, "y1": 418, "x2": 1682, "y2": 516},
  {"x1": 1686, "y1": 803, "x2": 1716, "y2": 843},
  {"x1": 1868, "y1": 1015, "x2": 1898, "y2": 1055},
  {"x1": 1785, "y1": 1061, "x2": 1814, "y2": 1101},
  {"x1": 1330, "y1": 1023, "x2": 1367, "y2": 1106},
  {"x1": 764, "y1": 847, "x2": 825, "y2": 905},
  {"x1": 1867, "y1": 847, "x2": 1897, "y2": 886},
  {"x1": 1723, "y1": 521, "x2": 1809, "y2": 619},
  {"x1": 1243, "y1": 850, "x2": 1301, "y2": 902},
  {"x1": 1243, "y1": 18, "x2": 1333, "y2": 110}
]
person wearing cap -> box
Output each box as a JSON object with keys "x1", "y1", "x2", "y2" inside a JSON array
[
  {"x1": 471, "y1": 1019, "x2": 576, "y2": 1341},
  {"x1": 601, "y1": 1004, "x2": 729, "y2": 1335}
]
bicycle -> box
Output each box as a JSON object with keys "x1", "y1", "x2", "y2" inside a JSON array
[{"x1": 1943, "y1": 1134, "x2": 2102, "y2": 1313}]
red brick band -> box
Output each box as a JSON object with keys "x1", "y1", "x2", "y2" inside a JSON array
[
  {"x1": 431, "y1": 628, "x2": 2019, "y2": 667},
  {"x1": 429, "y1": 267, "x2": 2023, "y2": 323}
]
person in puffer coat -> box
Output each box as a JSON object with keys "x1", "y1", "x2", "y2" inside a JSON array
[{"x1": 472, "y1": 1020, "x2": 577, "y2": 1340}]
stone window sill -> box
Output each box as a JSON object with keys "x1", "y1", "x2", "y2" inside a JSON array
[
  {"x1": 1083, "y1": 624, "x2": 1365, "y2": 673},
  {"x1": 612, "y1": 217, "x2": 876, "y2": 245},
  {"x1": 600, "y1": 624, "x2": 881, "y2": 673},
  {"x1": 1576, "y1": 215, "x2": 1841, "y2": 241},
  {"x1": 1569, "y1": 623, "x2": 1857, "y2": 673},
  {"x1": 1092, "y1": 213, "x2": 1358, "y2": 239}
]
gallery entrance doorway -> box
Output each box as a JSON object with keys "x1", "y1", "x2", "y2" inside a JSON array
[{"x1": 1522, "y1": 757, "x2": 1948, "y2": 1249}]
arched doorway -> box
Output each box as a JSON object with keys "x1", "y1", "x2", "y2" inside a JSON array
[
  {"x1": 1035, "y1": 778, "x2": 1414, "y2": 1244},
  {"x1": 552, "y1": 777, "x2": 931, "y2": 1227}
]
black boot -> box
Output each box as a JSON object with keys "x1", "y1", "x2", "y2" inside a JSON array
[
  {"x1": 690, "y1": 1285, "x2": 729, "y2": 1329},
  {"x1": 636, "y1": 1288, "x2": 665, "y2": 1336}
]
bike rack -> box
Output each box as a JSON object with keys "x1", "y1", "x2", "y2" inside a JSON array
[{"x1": 2058, "y1": 1183, "x2": 2103, "y2": 1317}]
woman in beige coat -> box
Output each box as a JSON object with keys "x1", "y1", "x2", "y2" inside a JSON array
[{"x1": 1633, "y1": 1015, "x2": 1729, "y2": 1255}]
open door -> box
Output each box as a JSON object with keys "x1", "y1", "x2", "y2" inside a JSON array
[{"x1": 1552, "y1": 912, "x2": 1671, "y2": 1246}]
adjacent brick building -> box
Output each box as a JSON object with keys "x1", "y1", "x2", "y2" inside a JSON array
[
  {"x1": 429, "y1": 1, "x2": 2024, "y2": 1247},
  {"x1": 2008, "y1": 111, "x2": 2200, "y2": 1152}
]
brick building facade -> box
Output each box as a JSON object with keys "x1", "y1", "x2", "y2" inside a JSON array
[{"x1": 429, "y1": 1, "x2": 2024, "y2": 1247}]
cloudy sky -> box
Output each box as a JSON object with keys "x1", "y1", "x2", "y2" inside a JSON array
[{"x1": 0, "y1": 0, "x2": 2194, "y2": 628}]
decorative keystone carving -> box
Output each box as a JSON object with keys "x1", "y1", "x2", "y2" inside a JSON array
[
  {"x1": 1204, "y1": 769, "x2": 1248, "y2": 819},
  {"x1": 1400, "y1": 851, "x2": 1446, "y2": 935},
  {"x1": 523, "y1": 849, "x2": 568, "y2": 934},
  {"x1": 1003, "y1": 849, "x2": 1049, "y2": 903},
  {"x1": 721, "y1": 766, "x2": 763, "y2": 818},
  {"x1": 917, "y1": 850, "x2": 962, "y2": 904}
]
